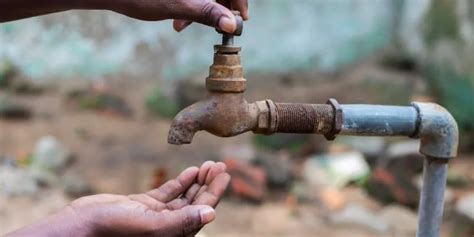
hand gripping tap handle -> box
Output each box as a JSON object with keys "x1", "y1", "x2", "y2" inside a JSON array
[{"x1": 216, "y1": 10, "x2": 243, "y2": 45}]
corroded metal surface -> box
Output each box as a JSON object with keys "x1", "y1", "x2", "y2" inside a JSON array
[
  {"x1": 273, "y1": 103, "x2": 334, "y2": 135},
  {"x1": 206, "y1": 45, "x2": 246, "y2": 93},
  {"x1": 168, "y1": 41, "x2": 339, "y2": 144},
  {"x1": 168, "y1": 92, "x2": 260, "y2": 145},
  {"x1": 325, "y1": 98, "x2": 343, "y2": 140},
  {"x1": 169, "y1": 17, "x2": 337, "y2": 145},
  {"x1": 412, "y1": 102, "x2": 459, "y2": 159},
  {"x1": 253, "y1": 100, "x2": 273, "y2": 134},
  {"x1": 168, "y1": 40, "x2": 260, "y2": 145},
  {"x1": 339, "y1": 102, "x2": 458, "y2": 160},
  {"x1": 333, "y1": 102, "x2": 458, "y2": 237}
]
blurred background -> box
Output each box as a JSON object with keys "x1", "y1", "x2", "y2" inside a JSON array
[{"x1": 1, "y1": 0, "x2": 474, "y2": 236}]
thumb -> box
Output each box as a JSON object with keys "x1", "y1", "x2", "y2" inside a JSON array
[
  {"x1": 182, "y1": 1, "x2": 237, "y2": 33},
  {"x1": 154, "y1": 205, "x2": 216, "y2": 236}
]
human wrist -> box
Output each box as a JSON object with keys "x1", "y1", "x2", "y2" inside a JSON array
[{"x1": 5, "y1": 206, "x2": 94, "y2": 237}]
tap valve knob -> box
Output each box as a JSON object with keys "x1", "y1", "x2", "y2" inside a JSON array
[{"x1": 216, "y1": 11, "x2": 243, "y2": 45}]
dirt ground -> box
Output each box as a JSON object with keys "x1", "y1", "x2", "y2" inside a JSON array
[{"x1": 0, "y1": 59, "x2": 471, "y2": 236}]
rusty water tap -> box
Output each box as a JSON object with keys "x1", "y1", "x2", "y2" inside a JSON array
[
  {"x1": 168, "y1": 12, "x2": 341, "y2": 145},
  {"x1": 167, "y1": 10, "x2": 459, "y2": 237},
  {"x1": 167, "y1": 12, "x2": 258, "y2": 145}
]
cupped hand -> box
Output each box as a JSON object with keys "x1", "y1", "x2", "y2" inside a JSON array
[{"x1": 6, "y1": 161, "x2": 230, "y2": 237}]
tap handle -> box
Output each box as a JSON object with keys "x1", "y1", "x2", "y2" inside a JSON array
[{"x1": 216, "y1": 11, "x2": 243, "y2": 45}]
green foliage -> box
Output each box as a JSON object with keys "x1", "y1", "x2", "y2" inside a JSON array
[
  {"x1": 78, "y1": 94, "x2": 107, "y2": 110},
  {"x1": 468, "y1": 1, "x2": 474, "y2": 23},
  {"x1": 447, "y1": 170, "x2": 472, "y2": 188},
  {"x1": 424, "y1": 64, "x2": 474, "y2": 135},
  {"x1": 145, "y1": 87, "x2": 178, "y2": 119},
  {"x1": 67, "y1": 90, "x2": 132, "y2": 116},
  {"x1": 423, "y1": 0, "x2": 460, "y2": 45},
  {"x1": 354, "y1": 173, "x2": 370, "y2": 188},
  {"x1": 0, "y1": 60, "x2": 15, "y2": 88},
  {"x1": 68, "y1": 90, "x2": 108, "y2": 110}
]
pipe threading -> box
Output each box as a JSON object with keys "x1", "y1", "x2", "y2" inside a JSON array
[{"x1": 274, "y1": 103, "x2": 334, "y2": 134}]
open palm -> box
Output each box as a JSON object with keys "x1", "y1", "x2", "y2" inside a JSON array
[{"x1": 66, "y1": 161, "x2": 230, "y2": 237}]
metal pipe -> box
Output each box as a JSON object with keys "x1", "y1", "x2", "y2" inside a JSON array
[
  {"x1": 340, "y1": 104, "x2": 418, "y2": 136},
  {"x1": 412, "y1": 103, "x2": 458, "y2": 237},
  {"x1": 416, "y1": 157, "x2": 448, "y2": 237},
  {"x1": 336, "y1": 102, "x2": 457, "y2": 237},
  {"x1": 170, "y1": 97, "x2": 458, "y2": 237},
  {"x1": 273, "y1": 103, "x2": 334, "y2": 134},
  {"x1": 168, "y1": 92, "x2": 259, "y2": 145},
  {"x1": 222, "y1": 34, "x2": 234, "y2": 46},
  {"x1": 255, "y1": 101, "x2": 458, "y2": 237},
  {"x1": 412, "y1": 102, "x2": 459, "y2": 159}
]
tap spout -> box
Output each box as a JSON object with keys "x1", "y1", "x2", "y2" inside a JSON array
[{"x1": 168, "y1": 92, "x2": 259, "y2": 145}]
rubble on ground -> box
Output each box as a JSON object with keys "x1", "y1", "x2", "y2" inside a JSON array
[
  {"x1": 61, "y1": 172, "x2": 94, "y2": 198},
  {"x1": 220, "y1": 143, "x2": 256, "y2": 163},
  {"x1": 303, "y1": 150, "x2": 369, "y2": 188},
  {"x1": 255, "y1": 151, "x2": 293, "y2": 188},
  {"x1": 32, "y1": 136, "x2": 73, "y2": 173},
  {"x1": 456, "y1": 192, "x2": 474, "y2": 221},
  {"x1": 223, "y1": 158, "x2": 267, "y2": 202},
  {"x1": 330, "y1": 204, "x2": 389, "y2": 233},
  {"x1": 366, "y1": 167, "x2": 420, "y2": 209},
  {"x1": 0, "y1": 164, "x2": 39, "y2": 196},
  {"x1": 0, "y1": 98, "x2": 32, "y2": 120},
  {"x1": 329, "y1": 203, "x2": 418, "y2": 235},
  {"x1": 0, "y1": 136, "x2": 91, "y2": 199}
]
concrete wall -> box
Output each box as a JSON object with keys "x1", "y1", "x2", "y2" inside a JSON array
[{"x1": 0, "y1": 0, "x2": 394, "y2": 81}]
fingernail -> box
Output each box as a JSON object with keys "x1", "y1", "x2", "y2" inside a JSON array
[
  {"x1": 175, "y1": 21, "x2": 192, "y2": 32},
  {"x1": 179, "y1": 21, "x2": 192, "y2": 31},
  {"x1": 244, "y1": 10, "x2": 249, "y2": 20},
  {"x1": 175, "y1": 23, "x2": 186, "y2": 32},
  {"x1": 218, "y1": 16, "x2": 236, "y2": 33},
  {"x1": 199, "y1": 206, "x2": 216, "y2": 224}
]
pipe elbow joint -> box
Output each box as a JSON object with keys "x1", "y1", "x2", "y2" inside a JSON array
[{"x1": 412, "y1": 102, "x2": 459, "y2": 159}]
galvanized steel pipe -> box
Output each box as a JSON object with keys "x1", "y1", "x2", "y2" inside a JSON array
[
  {"x1": 334, "y1": 102, "x2": 457, "y2": 237},
  {"x1": 339, "y1": 104, "x2": 419, "y2": 137},
  {"x1": 416, "y1": 157, "x2": 448, "y2": 237},
  {"x1": 257, "y1": 101, "x2": 458, "y2": 237}
]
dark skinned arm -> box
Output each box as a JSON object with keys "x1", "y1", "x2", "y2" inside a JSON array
[
  {"x1": 5, "y1": 161, "x2": 231, "y2": 237},
  {"x1": 0, "y1": 0, "x2": 249, "y2": 33}
]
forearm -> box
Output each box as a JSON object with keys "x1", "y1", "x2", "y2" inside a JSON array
[
  {"x1": 5, "y1": 206, "x2": 93, "y2": 237},
  {"x1": 0, "y1": 0, "x2": 119, "y2": 22}
]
